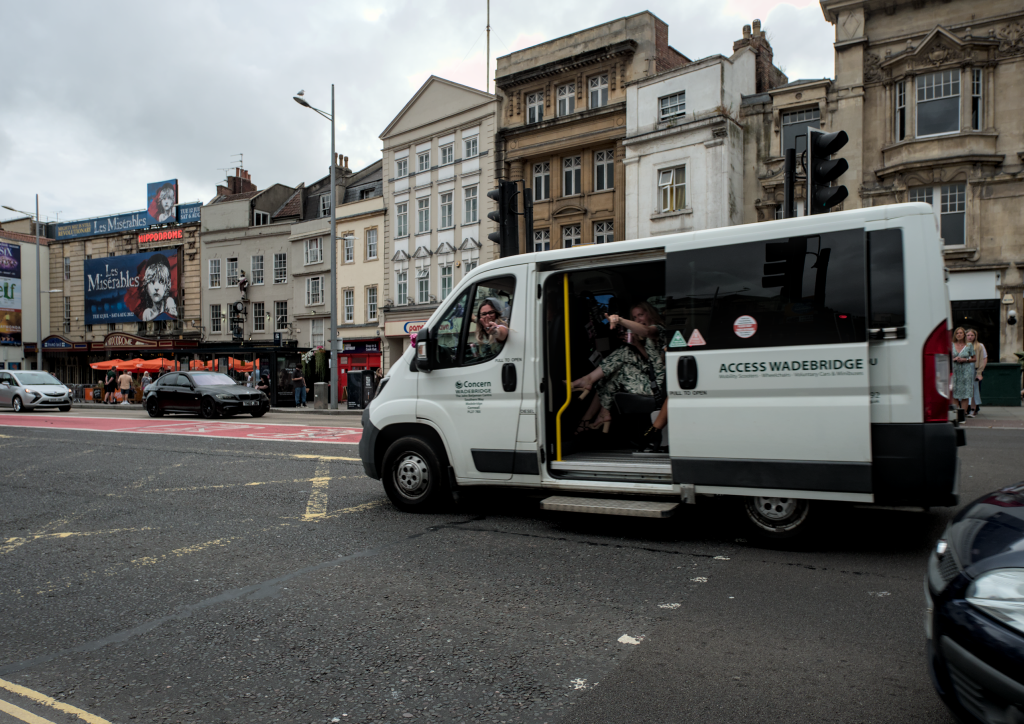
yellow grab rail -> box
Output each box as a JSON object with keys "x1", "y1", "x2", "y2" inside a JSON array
[{"x1": 555, "y1": 273, "x2": 571, "y2": 461}]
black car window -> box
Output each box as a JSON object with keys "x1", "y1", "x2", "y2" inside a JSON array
[{"x1": 167, "y1": 373, "x2": 185, "y2": 386}]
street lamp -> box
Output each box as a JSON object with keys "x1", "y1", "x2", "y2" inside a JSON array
[
  {"x1": 293, "y1": 87, "x2": 339, "y2": 410},
  {"x1": 2, "y1": 197, "x2": 44, "y2": 371}
]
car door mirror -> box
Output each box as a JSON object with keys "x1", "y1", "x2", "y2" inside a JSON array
[{"x1": 412, "y1": 327, "x2": 433, "y2": 373}]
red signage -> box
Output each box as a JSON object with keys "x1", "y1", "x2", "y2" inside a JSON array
[{"x1": 138, "y1": 228, "x2": 183, "y2": 244}]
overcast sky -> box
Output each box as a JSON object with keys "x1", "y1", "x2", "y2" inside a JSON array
[{"x1": 0, "y1": 0, "x2": 834, "y2": 225}]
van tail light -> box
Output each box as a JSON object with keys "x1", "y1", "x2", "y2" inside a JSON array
[{"x1": 923, "y1": 320, "x2": 951, "y2": 422}]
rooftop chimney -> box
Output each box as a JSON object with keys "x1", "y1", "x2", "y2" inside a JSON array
[
  {"x1": 216, "y1": 167, "x2": 258, "y2": 197},
  {"x1": 734, "y1": 19, "x2": 785, "y2": 93}
]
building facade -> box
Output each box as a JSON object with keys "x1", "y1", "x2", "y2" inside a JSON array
[
  {"x1": 379, "y1": 76, "x2": 500, "y2": 370},
  {"x1": 494, "y1": 12, "x2": 689, "y2": 252},
  {"x1": 0, "y1": 229, "x2": 50, "y2": 372}
]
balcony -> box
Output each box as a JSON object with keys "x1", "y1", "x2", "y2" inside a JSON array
[{"x1": 877, "y1": 131, "x2": 1002, "y2": 180}]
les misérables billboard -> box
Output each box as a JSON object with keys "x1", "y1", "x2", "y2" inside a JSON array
[
  {"x1": 146, "y1": 179, "x2": 178, "y2": 225},
  {"x1": 84, "y1": 250, "x2": 179, "y2": 325},
  {"x1": 0, "y1": 241, "x2": 21, "y2": 345}
]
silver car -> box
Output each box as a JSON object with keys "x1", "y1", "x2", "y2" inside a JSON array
[{"x1": 0, "y1": 370, "x2": 73, "y2": 412}]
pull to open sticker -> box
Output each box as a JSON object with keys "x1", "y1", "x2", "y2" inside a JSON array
[{"x1": 733, "y1": 315, "x2": 758, "y2": 339}]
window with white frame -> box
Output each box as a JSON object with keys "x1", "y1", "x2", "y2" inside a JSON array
[
  {"x1": 319, "y1": 194, "x2": 331, "y2": 218},
  {"x1": 63, "y1": 257, "x2": 70, "y2": 280},
  {"x1": 660, "y1": 92, "x2": 686, "y2": 120},
  {"x1": 417, "y1": 267, "x2": 430, "y2": 303},
  {"x1": 440, "y1": 264, "x2": 453, "y2": 300},
  {"x1": 464, "y1": 258, "x2": 478, "y2": 274},
  {"x1": 971, "y1": 69, "x2": 983, "y2": 131},
  {"x1": 533, "y1": 162, "x2": 550, "y2": 201},
  {"x1": 396, "y1": 157, "x2": 408, "y2": 178},
  {"x1": 908, "y1": 187, "x2": 933, "y2": 205},
  {"x1": 275, "y1": 301, "x2": 288, "y2": 330},
  {"x1": 563, "y1": 156, "x2": 581, "y2": 196},
  {"x1": 464, "y1": 136, "x2": 478, "y2": 158},
  {"x1": 417, "y1": 151, "x2": 430, "y2": 173},
  {"x1": 253, "y1": 301, "x2": 265, "y2": 331},
  {"x1": 396, "y1": 270, "x2": 408, "y2": 305},
  {"x1": 917, "y1": 69, "x2": 960, "y2": 137},
  {"x1": 344, "y1": 289, "x2": 354, "y2": 322},
  {"x1": 254, "y1": 210, "x2": 270, "y2": 226},
  {"x1": 464, "y1": 186, "x2": 478, "y2": 224},
  {"x1": 210, "y1": 304, "x2": 222, "y2": 333},
  {"x1": 366, "y1": 228, "x2": 378, "y2": 259},
  {"x1": 440, "y1": 144, "x2": 454, "y2": 165},
  {"x1": 440, "y1": 192, "x2": 453, "y2": 228},
  {"x1": 658, "y1": 166, "x2": 686, "y2": 212},
  {"x1": 557, "y1": 84, "x2": 575, "y2": 116},
  {"x1": 782, "y1": 107, "x2": 820, "y2": 154},
  {"x1": 594, "y1": 221, "x2": 613, "y2": 244},
  {"x1": 367, "y1": 286, "x2": 378, "y2": 321},
  {"x1": 208, "y1": 258, "x2": 221, "y2": 288},
  {"x1": 305, "y1": 276, "x2": 323, "y2": 306},
  {"x1": 304, "y1": 237, "x2": 322, "y2": 265},
  {"x1": 251, "y1": 255, "x2": 264, "y2": 284},
  {"x1": 226, "y1": 258, "x2": 238, "y2": 286},
  {"x1": 273, "y1": 252, "x2": 288, "y2": 283},
  {"x1": 527, "y1": 92, "x2": 544, "y2": 124},
  {"x1": 343, "y1": 235, "x2": 354, "y2": 263},
  {"x1": 589, "y1": 74, "x2": 608, "y2": 108},
  {"x1": 417, "y1": 198, "x2": 430, "y2": 234},
  {"x1": 895, "y1": 80, "x2": 906, "y2": 142},
  {"x1": 562, "y1": 224, "x2": 580, "y2": 248},
  {"x1": 594, "y1": 150, "x2": 614, "y2": 191},
  {"x1": 396, "y1": 202, "x2": 408, "y2": 237},
  {"x1": 311, "y1": 318, "x2": 324, "y2": 347},
  {"x1": 534, "y1": 229, "x2": 550, "y2": 252},
  {"x1": 908, "y1": 184, "x2": 967, "y2": 246}
]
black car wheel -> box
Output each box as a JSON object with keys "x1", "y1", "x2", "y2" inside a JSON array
[
  {"x1": 200, "y1": 397, "x2": 218, "y2": 419},
  {"x1": 58, "y1": 405, "x2": 71, "y2": 412},
  {"x1": 250, "y1": 408, "x2": 267, "y2": 418},
  {"x1": 147, "y1": 398, "x2": 163, "y2": 418},
  {"x1": 381, "y1": 436, "x2": 451, "y2": 512},
  {"x1": 12, "y1": 396, "x2": 24, "y2": 413}
]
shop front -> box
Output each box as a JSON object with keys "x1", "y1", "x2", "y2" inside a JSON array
[
  {"x1": 336, "y1": 336, "x2": 382, "y2": 398},
  {"x1": 382, "y1": 317, "x2": 430, "y2": 373}
]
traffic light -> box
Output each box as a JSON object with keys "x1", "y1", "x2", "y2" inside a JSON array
[
  {"x1": 229, "y1": 301, "x2": 245, "y2": 340},
  {"x1": 762, "y1": 237, "x2": 808, "y2": 300},
  {"x1": 807, "y1": 128, "x2": 849, "y2": 215},
  {"x1": 487, "y1": 180, "x2": 519, "y2": 257}
]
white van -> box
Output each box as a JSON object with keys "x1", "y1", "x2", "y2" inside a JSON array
[{"x1": 359, "y1": 203, "x2": 963, "y2": 538}]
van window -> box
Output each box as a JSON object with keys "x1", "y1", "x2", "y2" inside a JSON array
[
  {"x1": 434, "y1": 290, "x2": 470, "y2": 368},
  {"x1": 665, "y1": 229, "x2": 867, "y2": 349},
  {"x1": 868, "y1": 229, "x2": 905, "y2": 330},
  {"x1": 429, "y1": 276, "x2": 516, "y2": 367}
]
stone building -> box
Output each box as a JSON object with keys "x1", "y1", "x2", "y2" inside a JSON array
[
  {"x1": 0, "y1": 228, "x2": 50, "y2": 372},
  {"x1": 623, "y1": 26, "x2": 786, "y2": 239},
  {"x1": 494, "y1": 12, "x2": 689, "y2": 252},
  {"x1": 379, "y1": 76, "x2": 500, "y2": 370},
  {"x1": 743, "y1": 1, "x2": 1024, "y2": 361}
]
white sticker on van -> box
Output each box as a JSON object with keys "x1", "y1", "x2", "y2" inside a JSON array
[
  {"x1": 687, "y1": 329, "x2": 706, "y2": 346},
  {"x1": 668, "y1": 331, "x2": 687, "y2": 348},
  {"x1": 733, "y1": 315, "x2": 757, "y2": 339}
]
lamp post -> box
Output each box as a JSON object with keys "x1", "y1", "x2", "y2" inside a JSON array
[
  {"x1": 294, "y1": 86, "x2": 338, "y2": 409},
  {"x1": 2, "y1": 197, "x2": 44, "y2": 371}
]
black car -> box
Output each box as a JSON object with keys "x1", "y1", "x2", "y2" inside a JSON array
[
  {"x1": 926, "y1": 482, "x2": 1024, "y2": 723},
  {"x1": 144, "y1": 371, "x2": 269, "y2": 418}
]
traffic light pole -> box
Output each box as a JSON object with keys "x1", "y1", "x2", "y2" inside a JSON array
[{"x1": 783, "y1": 148, "x2": 796, "y2": 220}]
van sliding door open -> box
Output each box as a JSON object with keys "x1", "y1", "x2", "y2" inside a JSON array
[{"x1": 664, "y1": 227, "x2": 873, "y2": 501}]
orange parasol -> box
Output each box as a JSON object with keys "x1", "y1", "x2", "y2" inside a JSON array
[{"x1": 89, "y1": 359, "x2": 124, "y2": 370}]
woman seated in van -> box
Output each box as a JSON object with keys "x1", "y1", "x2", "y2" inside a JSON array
[
  {"x1": 469, "y1": 297, "x2": 510, "y2": 359},
  {"x1": 571, "y1": 301, "x2": 666, "y2": 432}
]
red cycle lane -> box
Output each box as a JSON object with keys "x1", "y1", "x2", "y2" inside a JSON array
[{"x1": 0, "y1": 414, "x2": 363, "y2": 446}]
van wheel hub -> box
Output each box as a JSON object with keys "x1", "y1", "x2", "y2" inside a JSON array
[
  {"x1": 755, "y1": 497, "x2": 797, "y2": 521},
  {"x1": 395, "y1": 454, "x2": 430, "y2": 497}
]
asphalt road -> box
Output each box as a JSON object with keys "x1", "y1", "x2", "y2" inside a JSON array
[{"x1": 1, "y1": 422, "x2": 1020, "y2": 724}]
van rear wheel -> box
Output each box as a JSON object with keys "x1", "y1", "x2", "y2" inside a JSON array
[
  {"x1": 381, "y1": 436, "x2": 450, "y2": 512},
  {"x1": 743, "y1": 496, "x2": 811, "y2": 540}
]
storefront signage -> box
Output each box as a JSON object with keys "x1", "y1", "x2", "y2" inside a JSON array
[
  {"x1": 84, "y1": 250, "x2": 180, "y2": 325},
  {"x1": 138, "y1": 228, "x2": 184, "y2": 244},
  {"x1": 103, "y1": 333, "x2": 159, "y2": 349},
  {"x1": 341, "y1": 340, "x2": 381, "y2": 354},
  {"x1": 384, "y1": 320, "x2": 428, "y2": 337},
  {"x1": 56, "y1": 212, "x2": 155, "y2": 240},
  {"x1": 0, "y1": 241, "x2": 21, "y2": 346},
  {"x1": 147, "y1": 180, "x2": 178, "y2": 225},
  {"x1": 42, "y1": 336, "x2": 74, "y2": 349},
  {"x1": 177, "y1": 203, "x2": 202, "y2": 223}
]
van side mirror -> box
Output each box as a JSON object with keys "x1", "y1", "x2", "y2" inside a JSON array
[{"x1": 414, "y1": 327, "x2": 433, "y2": 373}]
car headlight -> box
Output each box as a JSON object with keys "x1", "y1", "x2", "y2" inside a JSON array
[
  {"x1": 215, "y1": 394, "x2": 236, "y2": 400},
  {"x1": 966, "y1": 568, "x2": 1024, "y2": 635},
  {"x1": 23, "y1": 388, "x2": 35, "y2": 394}
]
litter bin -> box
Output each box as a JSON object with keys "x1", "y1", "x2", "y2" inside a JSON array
[
  {"x1": 347, "y1": 370, "x2": 365, "y2": 409},
  {"x1": 313, "y1": 382, "x2": 329, "y2": 410},
  {"x1": 982, "y1": 362, "x2": 1022, "y2": 406}
]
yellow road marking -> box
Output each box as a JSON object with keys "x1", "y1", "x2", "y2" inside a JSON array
[
  {"x1": 303, "y1": 461, "x2": 331, "y2": 520},
  {"x1": 0, "y1": 697, "x2": 53, "y2": 724},
  {"x1": 1, "y1": 528, "x2": 153, "y2": 556},
  {"x1": 0, "y1": 434, "x2": 13, "y2": 438},
  {"x1": 291, "y1": 453, "x2": 360, "y2": 461},
  {"x1": 130, "y1": 537, "x2": 240, "y2": 568},
  {"x1": 0, "y1": 677, "x2": 112, "y2": 724},
  {"x1": 321, "y1": 499, "x2": 386, "y2": 518}
]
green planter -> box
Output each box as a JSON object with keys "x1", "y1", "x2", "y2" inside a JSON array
[{"x1": 982, "y1": 363, "x2": 1022, "y2": 407}]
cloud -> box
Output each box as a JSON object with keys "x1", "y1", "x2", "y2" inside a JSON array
[{"x1": 361, "y1": 7, "x2": 384, "y2": 22}]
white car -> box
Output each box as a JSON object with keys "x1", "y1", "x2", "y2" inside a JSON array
[{"x1": 0, "y1": 370, "x2": 73, "y2": 412}]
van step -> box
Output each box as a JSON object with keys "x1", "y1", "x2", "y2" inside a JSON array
[
  {"x1": 540, "y1": 495, "x2": 679, "y2": 518},
  {"x1": 549, "y1": 452, "x2": 672, "y2": 477}
]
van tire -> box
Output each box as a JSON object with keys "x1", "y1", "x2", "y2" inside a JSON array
[
  {"x1": 742, "y1": 496, "x2": 812, "y2": 540},
  {"x1": 382, "y1": 436, "x2": 450, "y2": 512}
]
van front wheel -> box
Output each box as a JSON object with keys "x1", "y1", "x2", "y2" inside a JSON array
[
  {"x1": 743, "y1": 496, "x2": 811, "y2": 540},
  {"x1": 382, "y1": 436, "x2": 449, "y2": 512}
]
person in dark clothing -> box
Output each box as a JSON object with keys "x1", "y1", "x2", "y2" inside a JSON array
[{"x1": 293, "y1": 369, "x2": 307, "y2": 407}]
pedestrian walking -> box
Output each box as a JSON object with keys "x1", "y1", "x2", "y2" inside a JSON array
[
  {"x1": 141, "y1": 371, "x2": 153, "y2": 394},
  {"x1": 293, "y1": 369, "x2": 307, "y2": 407},
  {"x1": 951, "y1": 326, "x2": 975, "y2": 413},
  {"x1": 117, "y1": 369, "x2": 134, "y2": 405},
  {"x1": 968, "y1": 328, "x2": 988, "y2": 417},
  {"x1": 104, "y1": 368, "x2": 117, "y2": 404}
]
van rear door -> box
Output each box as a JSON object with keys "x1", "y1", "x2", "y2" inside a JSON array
[{"x1": 663, "y1": 225, "x2": 873, "y2": 501}]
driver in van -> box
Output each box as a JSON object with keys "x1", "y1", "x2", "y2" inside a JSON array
[
  {"x1": 470, "y1": 298, "x2": 509, "y2": 358},
  {"x1": 571, "y1": 301, "x2": 666, "y2": 433}
]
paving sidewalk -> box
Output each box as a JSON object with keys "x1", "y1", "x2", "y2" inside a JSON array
[{"x1": 961, "y1": 404, "x2": 1024, "y2": 429}]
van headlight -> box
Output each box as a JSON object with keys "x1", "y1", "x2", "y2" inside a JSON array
[{"x1": 966, "y1": 569, "x2": 1024, "y2": 635}]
